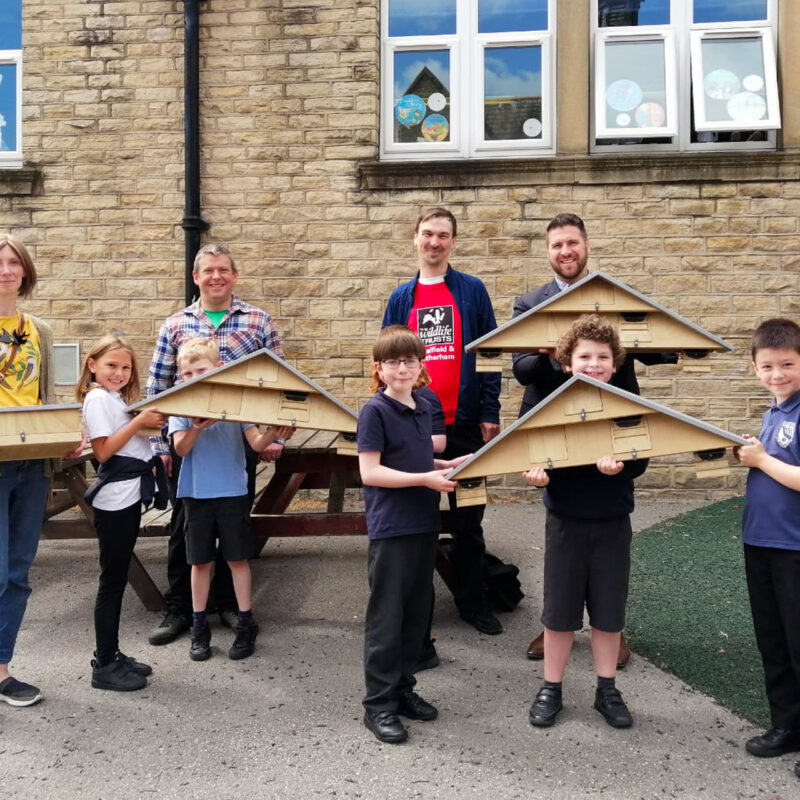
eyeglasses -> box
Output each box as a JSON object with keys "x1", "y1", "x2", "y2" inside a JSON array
[{"x1": 381, "y1": 357, "x2": 421, "y2": 368}]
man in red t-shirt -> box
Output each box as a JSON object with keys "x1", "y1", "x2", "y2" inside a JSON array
[{"x1": 383, "y1": 208, "x2": 503, "y2": 653}]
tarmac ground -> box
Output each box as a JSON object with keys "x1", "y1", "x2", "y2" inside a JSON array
[{"x1": 3, "y1": 500, "x2": 799, "y2": 800}]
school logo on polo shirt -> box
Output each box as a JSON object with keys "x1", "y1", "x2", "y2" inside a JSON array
[{"x1": 777, "y1": 421, "x2": 796, "y2": 448}]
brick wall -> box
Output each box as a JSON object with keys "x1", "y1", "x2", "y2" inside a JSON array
[{"x1": 5, "y1": 0, "x2": 800, "y2": 499}]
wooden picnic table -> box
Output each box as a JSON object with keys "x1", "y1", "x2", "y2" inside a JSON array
[{"x1": 41, "y1": 430, "x2": 459, "y2": 613}]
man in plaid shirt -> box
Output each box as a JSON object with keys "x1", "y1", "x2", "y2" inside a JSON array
[{"x1": 146, "y1": 243, "x2": 286, "y2": 646}]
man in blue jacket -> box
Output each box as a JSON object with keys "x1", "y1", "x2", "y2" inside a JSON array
[{"x1": 382, "y1": 208, "x2": 502, "y2": 643}]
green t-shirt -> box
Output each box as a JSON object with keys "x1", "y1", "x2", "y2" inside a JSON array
[{"x1": 203, "y1": 309, "x2": 227, "y2": 329}]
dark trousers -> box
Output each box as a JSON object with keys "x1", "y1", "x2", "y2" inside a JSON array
[
  {"x1": 163, "y1": 445, "x2": 257, "y2": 615},
  {"x1": 94, "y1": 502, "x2": 141, "y2": 661},
  {"x1": 744, "y1": 544, "x2": 800, "y2": 730},
  {"x1": 363, "y1": 532, "x2": 437, "y2": 713},
  {"x1": 441, "y1": 423, "x2": 488, "y2": 617}
]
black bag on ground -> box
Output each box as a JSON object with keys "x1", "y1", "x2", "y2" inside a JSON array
[{"x1": 436, "y1": 537, "x2": 524, "y2": 612}]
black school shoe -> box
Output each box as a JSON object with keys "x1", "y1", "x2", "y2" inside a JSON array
[
  {"x1": 529, "y1": 685, "x2": 563, "y2": 727},
  {"x1": 364, "y1": 710, "x2": 408, "y2": 744},
  {"x1": 413, "y1": 641, "x2": 440, "y2": 673},
  {"x1": 229, "y1": 620, "x2": 259, "y2": 660},
  {"x1": 594, "y1": 686, "x2": 633, "y2": 728},
  {"x1": 91, "y1": 659, "x2": 146, "y2": 692},
  {"x1": 460, "y1": 609, "x2": 503, "y2": 635},
  {"x1": 189, "y1": 622, "x2": 211, "y2": 661},
  {"x1": 397, "y1": 690, "x2": 438, "y2": 721},
  {"x1": 115, "y1": 651, "x2": 152, "y2": 677},
  {"x1": 745, "y1": 727, "x2": 800, "y2": 757}
]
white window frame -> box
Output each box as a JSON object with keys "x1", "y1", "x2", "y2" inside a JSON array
[
  {"x1": 380, "y1": 0, "x2": 556, "y2": 161},
  {"x1": 689, "y1": 27, "x2": 780, "y2": 132},
  {"x1": 594, "y1": 29, "x2": 678, "y2": 139},
  {"x1": 0, "y1": 50, "x2": 22, "y2": 169},
  {"x1": 591, "y1": 0, "x2": 779, "y2": 154}
]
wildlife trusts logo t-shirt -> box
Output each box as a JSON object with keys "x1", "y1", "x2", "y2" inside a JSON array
[{"x1": 408, "y1": 276, "x2": 462, "y2": 425}]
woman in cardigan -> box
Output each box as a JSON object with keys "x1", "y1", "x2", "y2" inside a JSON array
[{"x1": 0, "y1": 235, "x2": 55, "y2": 707}]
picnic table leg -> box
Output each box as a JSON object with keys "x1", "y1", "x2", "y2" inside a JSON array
[
  {"x1": 127, "y1": 553, "x2": 166, "y2": 612},
  {"x1": 251, "y1": 471, "x2": 307, "y2": 556},
  {"x1": 327, "y1": 471, "x2": 346, "y2": 513}
]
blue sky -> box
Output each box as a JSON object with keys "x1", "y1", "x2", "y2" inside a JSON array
[
  {"x1": 0, "y1": 65, "x2": 17, "y2": 151},
  {"x1": 0, "y1": 0, "x2": 22, "y2": 49}
]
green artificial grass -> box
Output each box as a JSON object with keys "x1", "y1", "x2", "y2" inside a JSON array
[{"x1": 627, "y1": 497, "x2": 769, "y2": 726}]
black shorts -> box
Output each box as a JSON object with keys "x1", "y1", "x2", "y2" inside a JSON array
[
  {"x1": 541, "y1": 509, "x2": 632, "y2": 633},
  {"x1": 183, "y1": 495, "x2": 252, "y2": 565}
]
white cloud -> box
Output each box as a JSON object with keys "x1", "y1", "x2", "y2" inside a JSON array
[
  {"x1": 395, "y1": 58, "x2": 450, "y2": 98},
  {"x1": 484, "y1": 55, "x2": 540, "y2": 99}
]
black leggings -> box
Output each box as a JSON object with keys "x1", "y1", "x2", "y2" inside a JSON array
[{"x1": 93, "y1": 502, "x2": 141, "y2": 662}]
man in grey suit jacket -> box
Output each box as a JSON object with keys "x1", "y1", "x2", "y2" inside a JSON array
[{"x1": 513, "y1": 213, "x2": 676, "y2": 665}]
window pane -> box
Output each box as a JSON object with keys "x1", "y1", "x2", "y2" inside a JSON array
[
  {"x1": 393, "y1": 51, "x2": 451, "y2": 143},
  {"x1": 693, "y1": 0, "x2": 767, "y2": 24},
  {"x1": 0, "y1": 0, "x2": 22, "y2": 50},
  {"x1": 598, "y1": 0, "x2": 669, "y2": 26},
  {"x1": 479, "y1": 0, "x2": 547, "y2": 33},
  {"x1": 0, "y1": 63, "x2": 17, "y2": 152},
  {"x1": 700, "y1": 37, "x2": 770, "y2": 125},
  {"x1": 388, "y1": 0, "x2": 456, "y2": 37},
  {"x1": 603, "y1": 40, "x2": 668, "y2": 132},
  {"x1": 484, "y1": 46, "x2": 542, "y2": 141}
]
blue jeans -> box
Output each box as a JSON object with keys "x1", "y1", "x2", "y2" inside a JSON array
[{"x1": 0, "y1": 460, "x2": 48, "y2": 664}]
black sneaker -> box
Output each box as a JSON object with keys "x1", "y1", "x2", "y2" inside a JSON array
[
  {"x1": 229, "y1": 620, "x2": 259, "y2": 660},
  {"x1": 91, "y1": 659, "x2": 147, "y2": 692},
  {"x1": 529, "y1": 685, "x2": 562, "y2": 727},
  {"x1": 461, "y1": 609, "x2": 503, "y2": 635},
  {"x1": 745, "y1": 727, "x2": 800, "y2": 757},
  {"x1": 148, "y1": 610, "x2": 191, "y2": 646},
  {"x1": 397, "y1": 690, "x2": 438, "y2": 721},
  {"x1": 189, "y1": 622, "x2": 211, "y2": 661},
  {"x1": 0, "y1": 677, "x2": 42, "y2": 707},
  {"x1": 115, "y1": 651, "x2": 153, "y2": 677},
  {"x1": 364, "y1": 710, "x2": 408, "y2": 744},
  {"x1": 594, "y1": 686, "x2": 633, "y2": 728}
]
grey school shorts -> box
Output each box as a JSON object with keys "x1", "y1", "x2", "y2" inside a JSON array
[
  {"x1": 183, "y1": 494, "x2": 252, "y2": 565},
  {"x1": 541, "y1": 509, "x2": 632, "y2": 633}
]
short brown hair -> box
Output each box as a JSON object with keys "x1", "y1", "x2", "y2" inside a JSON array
[
  {"x1": 370, "y1": 325, "x2": 430, "y2": 393},
  {"x1": 415, "y1": 207, "x2": 457, "y2": 238},
  {"x1": 546, "y1": 213, "x2": 587, "y2": 239},
  {"x1": 555, "y1": 314, "x2": 626, "y2": 370},
  {"x1": 751, "y1": 318, "x2": 800, "y2": 359},
  {"x1": 0, "y1": 235, "x2": 37, "y2": 299}
]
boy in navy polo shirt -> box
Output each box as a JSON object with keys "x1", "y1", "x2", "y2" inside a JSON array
[
  {"x1": 358, "y1": 325, "x2": 468, "y2": 744},
  {"x1": 735, "y1": 318, "x2": 800, "y2": 778}
]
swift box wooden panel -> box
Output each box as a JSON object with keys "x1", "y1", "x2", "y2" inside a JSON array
[{"x1": 0, "y1": 404, "x2": 83, "y2": 461}]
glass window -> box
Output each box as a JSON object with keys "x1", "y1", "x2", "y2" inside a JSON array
[
  {"x1": 592, "y1": 0, "x2": 779, "y2": 153},
  {"x1": 393, "y1": 50, "x2": 451, "y2": 144},
  {"x1": 595, "y1": 35, "x2": 677, "y2": 137},
  {"x1": 483, "y1": 46, "x2": 543, "y2": 141},
  {"x1": 0, "y1": 0, "x2": 22, "y2": 167},
  {"x1": 381, "y1": 0, "x2": 554, "y2": 160}
]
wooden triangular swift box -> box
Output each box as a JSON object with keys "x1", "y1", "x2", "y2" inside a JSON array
[
  {"x1": 0, "y1": 404, "x2": 83, "y2": 461},
  {"x1": 128, "y1": 349, "x2": 358, "y2": 440},
  {"x1": 466, "y1": 271, "x2": 732, "y2": 372},
  {"x1": 447, "y1": 374, "x2": 747, "y2": 505}
]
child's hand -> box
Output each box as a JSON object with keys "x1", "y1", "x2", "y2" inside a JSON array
[
  {"x1": 446, "y1": 453, "x2": 472, "y2": 470},
  {"x1": 191, "y1": 417, "x2": 216, "y2": 429},
  {"x1": 137, "y1": 408, "x2": 167, "y2": 429},
  {"x1": 734, "y1": 435, "x2": 766, "y2": 467},
  {"x1": 64, "y1": 430, "x2": 89, "y2": 459},
  {"x1": 522, "y1": 468, "x2": 549, "y2": 487},
  {"x1": 273, "y1": 425, "x2": 295, "y2": 440},
  {"x1": 424, "y1": 468, "x2": 457, "y2": 493},
  {"x1": 597, "y1": 455, "x2": 624, "y2": 475}
]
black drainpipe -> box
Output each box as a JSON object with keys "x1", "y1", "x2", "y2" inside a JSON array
[{"x1": 182, "y1": 0, "x2": 209, "y2": 305}]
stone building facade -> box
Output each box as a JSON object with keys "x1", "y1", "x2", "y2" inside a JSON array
[{"x1": 3, "y1": 0, "x2": 800, "y2": 499}]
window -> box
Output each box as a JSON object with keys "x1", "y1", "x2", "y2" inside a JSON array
[
  {"x1": 592, "y1": 0, "x2": 779, "y2": 152},
  {"x1": 381, "y1": 0, "x2": 555, "y2": 160},
  {"x1": 0, "y1": 0, "x2": 22, "y2": 168}
]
